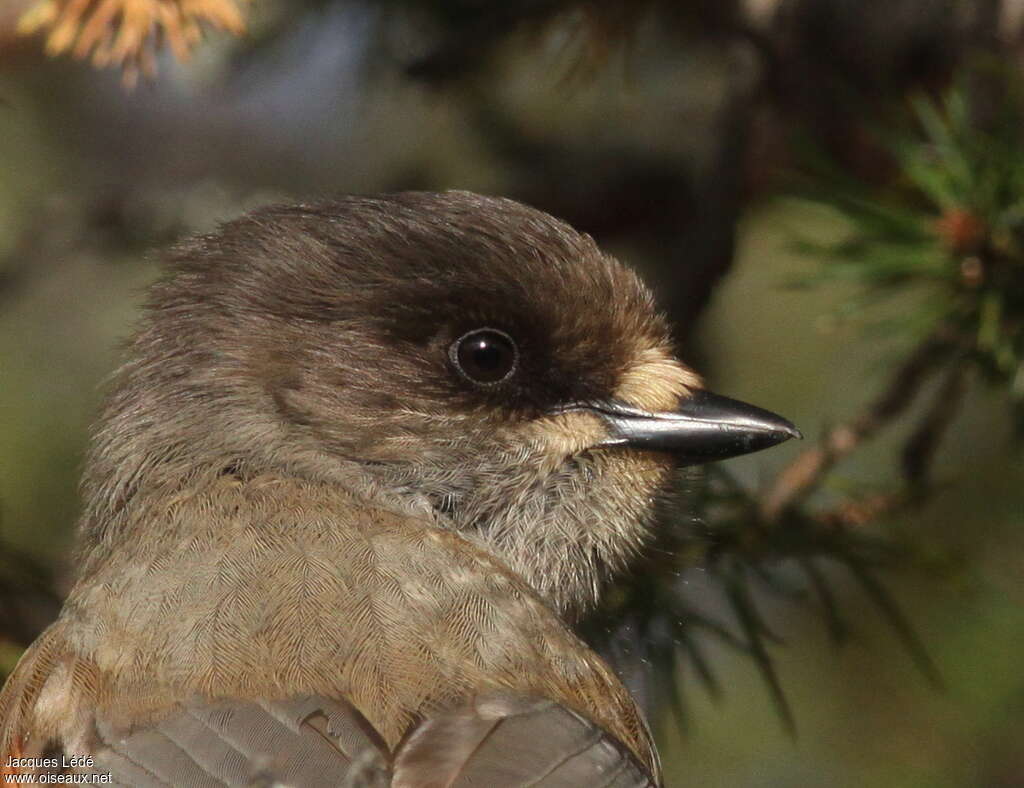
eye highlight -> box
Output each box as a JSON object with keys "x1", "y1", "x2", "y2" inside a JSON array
[{"x1": 450, "y1": 328, "x2": 518, "y2": 385}]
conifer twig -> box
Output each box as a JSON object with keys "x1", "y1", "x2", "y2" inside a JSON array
[
  {"x1": 759, "y1": 323, "x2": 962, "y2": 521},
  {"x1": 17, "y1": 0, "x2": 247, "y2": 84}
]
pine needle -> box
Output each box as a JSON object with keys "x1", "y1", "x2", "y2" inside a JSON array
[{"x1": 18, "y1": 0, "x2": 248, "y2": 84}]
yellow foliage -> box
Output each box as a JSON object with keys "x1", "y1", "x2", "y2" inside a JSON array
[{"x1": 18, "y1": 0, "x2": 248, "y2": 84}]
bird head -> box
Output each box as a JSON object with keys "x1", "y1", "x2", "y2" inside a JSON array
[{"x1": 83, "y1": 191, "x2": 797, "y2": 617}]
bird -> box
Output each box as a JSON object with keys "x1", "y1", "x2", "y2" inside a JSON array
[{"x1": 0, "y1": 191, "x2": 798, "y2": 787}]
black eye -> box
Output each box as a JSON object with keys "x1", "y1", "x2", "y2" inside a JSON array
[{"x1": 450, "y1": 328, "x2": 518, "y2": 385}]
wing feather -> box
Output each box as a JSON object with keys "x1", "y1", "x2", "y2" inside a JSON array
[{"x1": 48, "y1": 693, "x2": 656, "y2": 787}]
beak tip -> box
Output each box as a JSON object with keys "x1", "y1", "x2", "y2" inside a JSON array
[
  {"x1": 756, "y1": 417, "x2": 801, "y2": 450},
  {"x1": 581, "y1": 390, "x2": 802, "y2": 464}
]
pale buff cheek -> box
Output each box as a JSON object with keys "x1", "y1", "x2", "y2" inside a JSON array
[
  {"x1": 614, "y1": 347, "x2": 700, "y2": 413},
  {"x1": 522, "y1": 412, "x2": 609, "y2": 472},
  {"x1": 605, "y1": 452, "x2": 676, "y2": 510}
]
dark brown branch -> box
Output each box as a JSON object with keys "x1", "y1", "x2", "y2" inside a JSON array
[
  {"x1": 759, "y1": 324, "x2": 961, "y2": 521},
  {"x1": 815, "y1": 491, "x2": 907, "y2": 530},
  {"x1": 902, "y1": 361, "x2": 970, "y2": 488}
]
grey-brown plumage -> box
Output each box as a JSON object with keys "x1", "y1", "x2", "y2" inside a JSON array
[{"x1": 0, "y1": 192, "x2": 797, "y2": 786}]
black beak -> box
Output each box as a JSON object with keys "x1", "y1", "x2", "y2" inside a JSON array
[{"x1": 574, "y1": 390, "x2": 801, "y2": 464}]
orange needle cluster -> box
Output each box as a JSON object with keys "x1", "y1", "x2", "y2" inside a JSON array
[{"x1": 18, "y1": 0, "x2": 247, "y2": 84}]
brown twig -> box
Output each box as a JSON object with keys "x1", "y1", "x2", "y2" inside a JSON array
[
  {"x1": 759, "y1": 324, "x2": 962, "y2": 522},
  {"x1": 815, "y1": 491, "x2": 907, "y2": 529},
  {"x1": 902, "y1": 360, "x2": 970, "y2": 488},
  {"x1": 806, "y1": 356, "x2": 971, "y2": 527}
]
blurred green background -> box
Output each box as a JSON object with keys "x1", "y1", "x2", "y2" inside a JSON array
[{"x1": 2, "y1": 1, "x2": 1024, "y2": 785}]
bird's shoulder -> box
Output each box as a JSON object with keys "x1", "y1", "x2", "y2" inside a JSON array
[{"x1": 1, "y1": 473, "x2": 660, "y2": 783}]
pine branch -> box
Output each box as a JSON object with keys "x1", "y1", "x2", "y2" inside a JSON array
[
  {"x1": 759, "y1": 323, "x2": 963, "y2": 521},
  {"x1": 17, "y1": 0, "x2": 248, "y2": 84}
]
